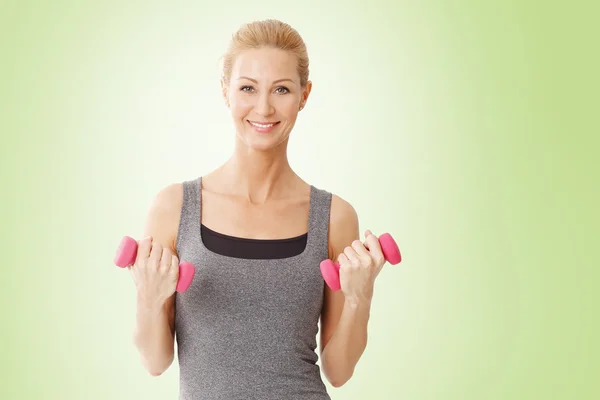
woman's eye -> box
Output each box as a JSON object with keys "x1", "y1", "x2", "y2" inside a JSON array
[{"x1": 240, "y1": 86, "x2": 289, "y2": 94}]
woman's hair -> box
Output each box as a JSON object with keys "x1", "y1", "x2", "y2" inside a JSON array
[{"x1": 220, "y1": 19, "x2": 310, "y2": 88}]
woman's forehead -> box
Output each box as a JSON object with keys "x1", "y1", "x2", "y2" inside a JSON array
[{"x1": 231, "y1": 48, "x2": 298, "y2": 80}]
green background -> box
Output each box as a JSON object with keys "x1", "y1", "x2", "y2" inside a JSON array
[{"x1": 1, "y1": 0, "x2": 598, "y2": 399}]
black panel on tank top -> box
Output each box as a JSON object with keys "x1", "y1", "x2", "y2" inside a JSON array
[{"x1": 200, "y1": 224, "x2": 307, "y2": 259}]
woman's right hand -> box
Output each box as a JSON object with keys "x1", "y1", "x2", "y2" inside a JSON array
[{"x1": 128, "y1": 236, "x2": 179, "y2": 310}]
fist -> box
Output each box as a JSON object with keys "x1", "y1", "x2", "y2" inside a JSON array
[
  {"x1": 129, "y1": 236, "x2": 180, "y2": 307},
  {"x1": 338, "y1": 230, "x2": 386, "y2": 303}
]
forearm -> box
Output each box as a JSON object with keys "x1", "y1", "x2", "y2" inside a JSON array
[
  {"x1": 133, "y1": 295, "x2": 174, "y2": 376},
  {"x1": 321, "y1": 298, "x2": 372, "y2": 387}
]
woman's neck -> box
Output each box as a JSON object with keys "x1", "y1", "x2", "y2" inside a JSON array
[{"x1": 218, "y1": 144, "x2": 299, "y2": 204}]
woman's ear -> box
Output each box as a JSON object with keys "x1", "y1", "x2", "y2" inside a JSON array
[{"x1": 300, "y1": 80, "x2": 312, "y2": 110}]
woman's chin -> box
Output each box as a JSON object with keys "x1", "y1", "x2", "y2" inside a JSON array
[{"x1": 237, "y1": 132, "x2": 287, "y2": 152}]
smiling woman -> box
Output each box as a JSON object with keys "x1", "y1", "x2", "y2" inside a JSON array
[
  {"x1": 129, "y1": 19, "x2": 390, "y2": 400},
  {"x1": 220, "y1": 23, "x2": 312, "y2": 150}
]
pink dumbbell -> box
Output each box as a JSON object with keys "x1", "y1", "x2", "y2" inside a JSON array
[
  {"x1": 320, "y1": 232, "x2": 401, "y2": 291},
  {"x1": 114, "y1": 236, "x2": 196, "y2": 293}
]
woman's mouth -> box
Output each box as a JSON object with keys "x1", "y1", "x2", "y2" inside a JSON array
[{"x1": 248, "y1": 120, "x2": 280, "y2": 133}]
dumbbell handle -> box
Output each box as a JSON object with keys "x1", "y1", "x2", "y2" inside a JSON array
[{"x1": 114, "y1": 236, "x2": 196, "y2": 293}]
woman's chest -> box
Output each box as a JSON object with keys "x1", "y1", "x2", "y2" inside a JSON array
[{"x1": 201, "y1": 191, "x2": 311, "y2": 239}]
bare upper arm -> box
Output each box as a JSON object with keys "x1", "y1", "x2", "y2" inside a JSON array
[
  {"x1": 141, "y1": 182, "x2": 183, "y2": 336},
  {"x1": 319, "y1": 193, "x2": 360, "y2": 353}
]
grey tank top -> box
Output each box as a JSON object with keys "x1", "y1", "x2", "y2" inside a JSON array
[{"x1": 175, "y1": 176, "x2": 333, "y2": 399}]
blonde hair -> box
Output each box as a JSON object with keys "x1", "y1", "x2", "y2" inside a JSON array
[{"x1": 220, "y1": 19, "x2": 310, "y2": 88}]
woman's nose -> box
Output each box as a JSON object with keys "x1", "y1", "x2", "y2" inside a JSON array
[{"x1": 254, "y1": 93, "x2": 275, "y2": 116}]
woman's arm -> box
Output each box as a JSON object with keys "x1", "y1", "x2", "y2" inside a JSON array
[
  {"x1": 132, "y1": 183, "x2": 182, "y2": 376},
  {"x1": 319, "y1": 194, "x2": 373, "y2": 388}
]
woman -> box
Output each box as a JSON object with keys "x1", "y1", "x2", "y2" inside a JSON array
[{"x1": 130, "y1": 19, "x2": 387, "y2": 399}]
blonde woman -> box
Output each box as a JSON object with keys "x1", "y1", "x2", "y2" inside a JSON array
[{"x1": 130, "y1": 19, "x2": 387, "y2": 399}]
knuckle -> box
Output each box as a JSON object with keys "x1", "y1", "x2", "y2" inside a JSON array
[
  {"x1": 344, "y1": 246, "x2": 354, "y2": 256},
  {"x1": 161, "y1": 248, "x2": 172, "y2": 262},
  {"x1": 152, "y1": 242, "x2": 163, "y2": 253}
]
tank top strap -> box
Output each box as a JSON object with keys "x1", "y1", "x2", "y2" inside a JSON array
[
  {"x1": 306, "y1": 184, "x2": 333, "y2": 260},
  {"x1": 175, "y1": 176, "x2": 202, "y2": 256}
]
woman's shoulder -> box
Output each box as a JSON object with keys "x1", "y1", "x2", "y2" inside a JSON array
[
  {"x1": 142, "y1": 182, "x2": 185, "y2": 252},
  {"x1": 150, "y1": 182, "x2": 185, "y2": 212},
  {"x1": 329, "y1": 192, "x2": 357, "y2": 223},
  {"x1": 322, "y1": 190, "x2": 360, "y2": 259},
  {"x1": 309, "y1": 182, "x2": 358, "y2": 224}
]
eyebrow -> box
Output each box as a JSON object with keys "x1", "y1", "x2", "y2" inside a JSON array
[{"x1": 237, "y1": 76, "x2": 295, "y2": 84}]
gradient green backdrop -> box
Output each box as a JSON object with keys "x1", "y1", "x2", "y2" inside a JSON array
[{"x1": 1, "y1": 1, "x2": 598, "y2": 399}]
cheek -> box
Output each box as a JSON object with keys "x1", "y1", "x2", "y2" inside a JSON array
[
  {"x1": 230, "y1": 99, "x2": 252, "y2": 119},
  {"x1": 277, "y1": 97, "x2": 300, "y2": 117},
  {"x1": 281, "y1": 104, "x2": 300, "y2": 122}
]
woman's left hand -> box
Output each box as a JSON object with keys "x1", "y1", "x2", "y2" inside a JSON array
[{"x1": 338, "y1": 229, "x2": 386, "y2": 304}]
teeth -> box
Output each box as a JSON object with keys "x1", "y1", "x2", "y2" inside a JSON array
[{"x1": 250, "y1": 122, "x2": 275, "y2": 128}]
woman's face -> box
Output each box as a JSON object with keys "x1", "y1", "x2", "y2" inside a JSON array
[{"x1": 223, "y1": 47, "x2": 311, "y2": 152}]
